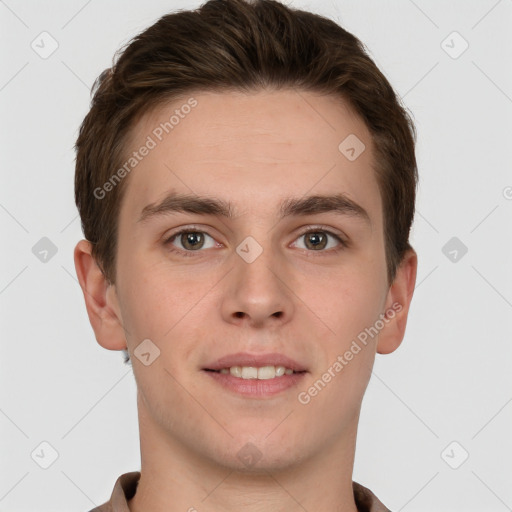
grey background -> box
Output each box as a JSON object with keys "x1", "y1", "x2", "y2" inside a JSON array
[{"x1": 1, "y1": 0, "x2": 511, "y2": 510}]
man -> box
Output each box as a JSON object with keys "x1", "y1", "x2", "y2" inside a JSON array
[{"x1": 74, "y1": 0, "x2": 418, "y2": 510}]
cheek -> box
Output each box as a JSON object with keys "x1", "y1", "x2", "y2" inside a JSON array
[
  {"x1": 340, "y1": 279, "x2": 385, "y2": 338},
  {"x1": 301, "y1": 261, "x2": 385, "y2": 340},
  {"x1": 117, "y1": 253, "x2": 215, "y2": 360},
  {"x1": 115, "y1": 252, "x2": 174, "y2": 343}
]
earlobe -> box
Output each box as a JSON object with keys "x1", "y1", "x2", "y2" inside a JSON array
[
  {"x1": 73, "y1": 239, "x2": 127, "y2": 351},
  {"x1": 376, "y1": 248, "x2": 418, "y2": 355}
]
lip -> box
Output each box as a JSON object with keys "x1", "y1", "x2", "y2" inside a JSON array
[
  {"x1": 204, "y1": 370, "x2": 307, "y2": 398},
  {"x1": 203, "y1": 352, "x2": 308, "y2": 372}
]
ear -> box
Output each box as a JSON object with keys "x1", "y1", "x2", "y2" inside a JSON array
[
  {"x1": 73, "y1": 239, "x2": 127, "y2": 351},
  {"x1": 377, "y1": 248, "x2": 418, "y2": 354}
]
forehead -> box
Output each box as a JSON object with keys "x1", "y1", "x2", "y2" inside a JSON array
[{"x1": 119, "y1": 89, "x2": 381, "y2": 224}]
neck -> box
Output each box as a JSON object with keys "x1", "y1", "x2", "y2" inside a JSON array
[{"x1": 128, "y1": 393, "x2": 360, "y2": 512}]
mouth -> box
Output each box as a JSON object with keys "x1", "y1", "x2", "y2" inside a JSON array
[
  {"x1": 203, "y1": 351, "x2": 308, "y2": 376},
  {"x1": 202, "y1": 352, "x2": 308, "y2": 397},
  {"x1": 202, "y1": 367, "x2": 307, "y2": 398},
  {"x1": 203, "y1": 366, "x2": 307, "y2": 380}
]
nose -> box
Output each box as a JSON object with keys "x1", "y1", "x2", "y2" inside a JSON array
[{"x1": 220, "y1": 242, "x2": 295, "y2": 329}]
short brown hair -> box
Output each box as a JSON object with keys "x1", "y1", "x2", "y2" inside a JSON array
[{"x1": 75, "y1": 0, "x2": 417, "y2": 289}]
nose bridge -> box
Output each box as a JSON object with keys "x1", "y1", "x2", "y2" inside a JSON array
[
  {"x1": 236, "y1": 230, "x2": 282, "y2": 294},
  {"x1": 222, "y1": 230, "x2": 294, "y2": 325}
]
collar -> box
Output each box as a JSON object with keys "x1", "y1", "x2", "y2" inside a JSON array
[{"x1": 91, "y1": 471, "x2": 392, "y2": 512}]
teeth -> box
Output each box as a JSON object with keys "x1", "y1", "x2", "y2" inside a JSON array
[{"x1": 218, "y1": 366, "x2": 297, "y2": 379}]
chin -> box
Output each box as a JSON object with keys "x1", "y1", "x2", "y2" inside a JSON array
[
  {"x1": 212, "y1": 429, "x2": 306, "y2": 472},
  {"x1": 216, "y1": 448, "x2": 304, "y2": 474}
]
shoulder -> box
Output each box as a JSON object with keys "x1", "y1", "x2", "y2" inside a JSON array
[
  {"x1": 86, "y1": 471, "x2": 141, "y2": 512},
  {"x1": 353, "y1": 480, "x2": 392, "y2": 512}
]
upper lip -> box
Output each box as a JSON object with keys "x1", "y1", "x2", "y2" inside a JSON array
[{"x1": 204, "y1": 352, "x2": 308, "y2": 372}]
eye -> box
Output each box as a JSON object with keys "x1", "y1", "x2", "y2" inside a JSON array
[
  {"x1": 164, "y1": 229, "x2": 218, "y2": 254},
  {"x1": 163, "y1": 226, "x2": 347, "y2": 257},
  {"x1": 293, "y1": 228, "x2": 347, "y2": 252}
]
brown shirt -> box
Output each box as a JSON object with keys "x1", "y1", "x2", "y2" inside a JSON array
[{"x1": 88, "y1": 471, "x2": 392, "y2": 512}]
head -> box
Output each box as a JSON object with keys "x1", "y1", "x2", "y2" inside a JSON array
[{"x1": 74, "y1": 0, "x2": 417, "y2": 473}]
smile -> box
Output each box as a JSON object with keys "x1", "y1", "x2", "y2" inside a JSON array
[{"x1": 208, "y1": 365, "x2": 303, "y2": 380}]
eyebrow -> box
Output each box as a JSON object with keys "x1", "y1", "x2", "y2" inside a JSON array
[{"x1": 138, "y1": 192, "x2": 371, "y2": 227}]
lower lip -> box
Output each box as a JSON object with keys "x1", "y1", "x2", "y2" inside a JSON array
[{"x1": 203, "y1": 370, "x2": 307, "y2": 398}]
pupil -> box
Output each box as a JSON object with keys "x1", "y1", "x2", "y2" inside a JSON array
[
  {"x1": 183, "y1": 232, "x2": 203, "y2": 249},
  {"x1": 307, "y1": 232, "x2": 326, "y2": 250}
]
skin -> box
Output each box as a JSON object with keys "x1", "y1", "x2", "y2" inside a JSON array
[{"x1": 74, "y1": 89, "x2": 417, "y2": 512}]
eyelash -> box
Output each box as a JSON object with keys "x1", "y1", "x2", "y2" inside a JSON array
[{"x1": 163, "y1": 225, "x2": 348, "y2": 258}]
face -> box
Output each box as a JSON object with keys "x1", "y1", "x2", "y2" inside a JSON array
[{"x1": 104, "y1": 89, "x2": 403, "y2": 471}]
